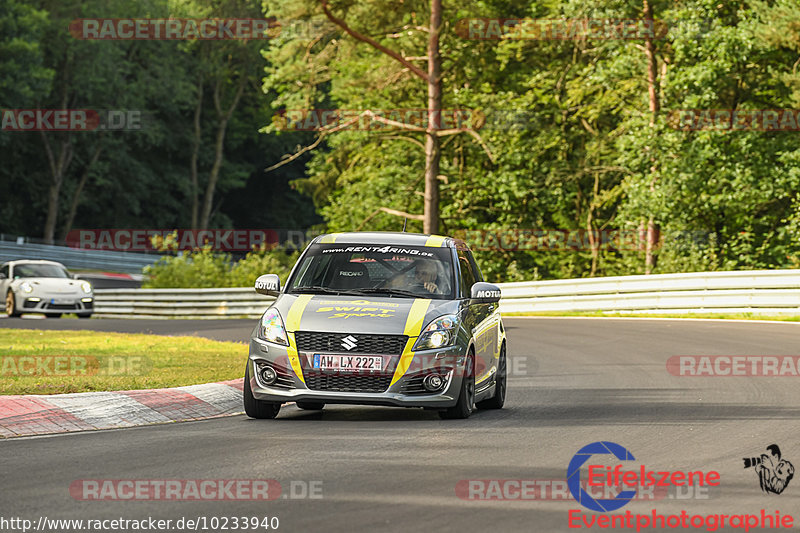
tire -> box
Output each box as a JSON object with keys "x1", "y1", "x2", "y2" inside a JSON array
[
  {"x1": 439, "y1": 352, "x2": 475, "y2": 420},
  {"x1": 5, "y1": 291, "x2": 21, "y2": 318},
  {"x1": 243, "y1": 364, "x2": 281, "y2": 419},
  {"x1": 46, "y1": 313, "x2": 62, "y2": 319},
  {"x1": 296, "y1": 401, "x2": 325, "y2": 410},
  {"x1": 78, "y1": 313, "x2": 92, "y2": 319},
  {"x1": 476, "y1": 344, "x2": 506, "y2": 410}
]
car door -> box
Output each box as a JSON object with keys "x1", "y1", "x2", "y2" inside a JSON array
[
  {"x1": 467, "y1": 250, "x2": 501, "y2": 367},
  {"x1": 457, "y1": 248, "x2": 492, "y2": 388},
  {"x1": 0, "y1": 264, "x2": 10, "y2": 298}
]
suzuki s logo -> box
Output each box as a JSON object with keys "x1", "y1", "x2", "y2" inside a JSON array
[{"x1": 341, "y1": 335, "x2": 358, "y2": 351}]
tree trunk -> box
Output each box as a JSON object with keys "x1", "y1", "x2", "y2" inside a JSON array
[
  {"x1": 587, "y1": 172, "x2": 600, "y2": 276},
  {"x1": 60, "y1": 143, "x2": 102, "y2": 241},
  {"x1": 190, "y1": 74, "x2": 203, "y2": 229},
  {"x1": 643, "y1": 0, "x2": 660, "y2": 274},
  {"x1": 199, "y1": 78, "x2": 245, "y2": 229},
  {"x1": 41, "y1": 133, "x2": 74, "y2": 244},
  {"x1": 423, "y1": 0, "x2": 443, "y2": 235}
]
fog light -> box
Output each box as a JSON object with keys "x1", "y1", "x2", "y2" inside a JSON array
[
  {"x1": 423, "y1": 373, "x2": 445, "y2": 392},
  {"x1": 258, "y1": 365, "x2": 278, "y2": 386},
  {"x1": 81, "y1": 297, "x2": 93, "y2": 303},
  {"x1": 28, "y1": 297, "x2": 41, "y2": 302}
]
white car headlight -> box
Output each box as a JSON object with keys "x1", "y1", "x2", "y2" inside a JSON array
[
  {"x1": 80, "y1": 281, "x2": 92, "y2": 294},
  {"x1": 20, "y1": 282, "x2": 33, "y2": 293},
  {"x1": 258, "y1": 307, "x2": 288, "y2": 346},
  {"x1": 413, "y1": 314, "x2": 458, "y2": 350}
]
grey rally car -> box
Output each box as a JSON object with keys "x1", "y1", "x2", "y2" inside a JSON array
[{"x1": 244, "y1": 232, "x2": 507, "y2": 420}]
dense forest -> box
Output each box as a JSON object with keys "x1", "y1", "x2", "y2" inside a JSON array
[{"x1": 3, "y1": 0, "x2": 800, "y2": 282}]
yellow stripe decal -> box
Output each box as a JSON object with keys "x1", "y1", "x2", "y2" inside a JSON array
[
  {"x1": 285, "y1": 294, "x2": 313, "y2": 383},
  {"x1": 390, "y1": 299, "x2": 432, "y2": 386},
  {"x1": 286, "y1": 332, "x2": 305, "y2": 384},
  {"x1": 286, "y1": 294, "x2": 313, "y2": 331},
  {"x1": 424, "y1": 235, "x2": 446, "y2": 247}
]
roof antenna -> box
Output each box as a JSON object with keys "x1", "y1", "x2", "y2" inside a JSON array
[{"x1": 402, "y1": 218, "x2": 407, "y2": 232}]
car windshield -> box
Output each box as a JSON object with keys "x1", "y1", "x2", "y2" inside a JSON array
[
  {"x1": 13, "y1": 264, "x2": 70, "y2": 279},
  {"x1": 288, "y1": 244, "x2": 455, "y2": 299}
]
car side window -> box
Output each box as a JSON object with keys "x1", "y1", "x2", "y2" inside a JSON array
[
  {"x1": 467, "y1": 251, "x2": 483, "y2": 282},
  {"x1": 457, "y1": 254, "x2": 476, "y2": 299},
  {"x1": 0, "y1": 265, "x2": 7, "y2": 279}
]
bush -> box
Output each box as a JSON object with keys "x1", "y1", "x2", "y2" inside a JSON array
[{"x1": 143, "y1": 234, "x2": 299, "y2": 288}]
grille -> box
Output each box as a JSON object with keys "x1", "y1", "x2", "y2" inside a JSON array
[
  {"x1": 46, "y1": 303, "x2": 78, "y2": 310},
  {"x1": 400, "y1": 369, "x2": 453, "y2": 395},
  {"x1": 400, "y1": 374, "x2": 428, "y2": 395},
  {"x1": 295, "y1": 332, "x2": 407, "y2": 356},
  {"x1": 304, "y1": 372, "x2": 392, "y2": 393},
  {"x1": 23, "y1": 300, "x2": 38, "y2": 309}
]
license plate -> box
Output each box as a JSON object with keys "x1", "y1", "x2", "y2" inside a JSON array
[
  {"x1": 312, "y1": 354, "x2": 383, "y2": 372},
  {"x1": 50, "y1": 298, "x2": 73, "y2": 304}
]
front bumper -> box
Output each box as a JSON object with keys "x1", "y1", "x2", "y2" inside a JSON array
[
  {"x1": 15, "y1": 292, "x2": 93, "y2": 314},
  {"x1": 247, "y1": 337, "x2": 468, "y2": 408}
]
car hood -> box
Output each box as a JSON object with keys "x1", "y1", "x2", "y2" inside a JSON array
[
  {"x1": 272, "y1": 294, "x2": 459, "y2": 336},
  {"x1": 15, "y1": 277, "x2": 84, "y2": 293}
]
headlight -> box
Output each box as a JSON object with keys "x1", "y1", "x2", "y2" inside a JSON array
[
  {"x1": 20, "y1": 282, "x2": 33, "y2": 293},
  {"x1": 413, "y1": 314, "x2": 458, "y2": 350},
  {"x1": 258, "y1": 307, "x2": 288, "y2": 346},
  {"x1": 80, "y1": 281, "x2": 92, "y2": 294}
]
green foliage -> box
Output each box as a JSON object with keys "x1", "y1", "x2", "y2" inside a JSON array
[
  {"x1": 263, "y1": 0, "x2": 800, "y2": 281},
  {"x1": 6, "y1": 0, "x2": 800, "y2": 284},
  {"x1": 142, "y1": 238, "x2": 299, "y2": 288}
]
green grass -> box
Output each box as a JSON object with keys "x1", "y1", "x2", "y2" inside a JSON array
[
  {"x1": 502, "y1": 311, "x2": 800, "y2": 321},
  {"x1": 0, "y1": 329, "x2": 247, "y2": 395}
]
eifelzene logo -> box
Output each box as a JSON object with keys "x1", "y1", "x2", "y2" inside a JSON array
[{"x1": 340, "y1": 335, "x2": 358, "y2": 351}]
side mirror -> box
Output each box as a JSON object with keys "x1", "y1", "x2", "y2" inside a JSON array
[
  {"x1": 255, "y1": 274, "x2": 281, "y2": 297},
  {"x1": 470, "y1": 282, "x2": 501, "y2": 303},
  {"x1": 0, "y1": 273, "x2": 6, "y2": 280}
]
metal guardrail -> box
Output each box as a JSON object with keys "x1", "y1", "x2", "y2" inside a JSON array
[
  {"x1": 94, "y1": 288, "x2": 275, "y2": 318},
  {"x1": 92, "y1": 269, "x2": 800, "y2": 319},
  {"x1": 0, "y1": 241, "x2": 159, "y2": 274},
  {"x1": 497, "y1": 269, "x2": 800, "y2": 315}
]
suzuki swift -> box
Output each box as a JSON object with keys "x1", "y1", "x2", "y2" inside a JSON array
[{"x1": 244, "y1": 232, "x2": 506, "y2": 420}]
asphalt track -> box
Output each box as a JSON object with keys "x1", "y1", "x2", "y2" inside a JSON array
[{"x1": 2, "y1": 317, "x2": 800, "y2": 532}]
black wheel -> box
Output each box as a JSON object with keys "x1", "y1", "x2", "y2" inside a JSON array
[
  {"x1": 46, "y1": 313, "x2": 62, "y2": 318},
  {"x1": 5, "y1": 291, "x2": 21, "y2": 318},
  {"x1": 78, "y1": 313, "x2": 92, "y2": 319},
  {"x1": 296, "y1": 401, "x2": 325, "y2": 410},
  {"x1": 243, "y1": 364, "x2": 281, "y2": 419},
  {"x1": 440, "y1": 353, "x2": 475, "y2": 420},
  {"x1": 477, "y1": 343, "x2": 506, "y2": 410}
]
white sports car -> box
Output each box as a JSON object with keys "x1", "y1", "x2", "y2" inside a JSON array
[{"x1": 1, "y1": 260, "x2": 94, "y2": 318}]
